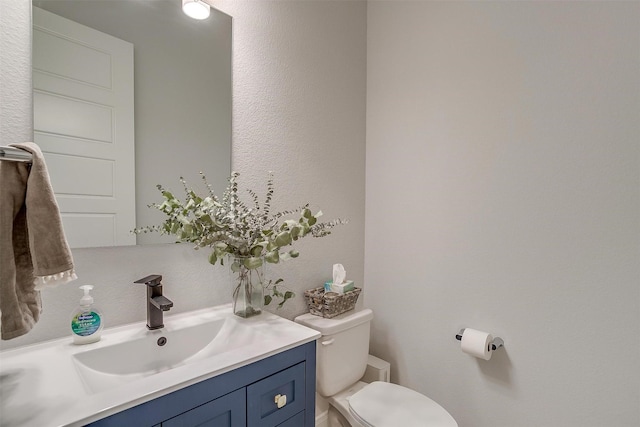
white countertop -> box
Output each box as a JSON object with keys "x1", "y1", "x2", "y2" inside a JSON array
[{"x1": 0, "y1": 304, "x2": 320, "y2": 427}]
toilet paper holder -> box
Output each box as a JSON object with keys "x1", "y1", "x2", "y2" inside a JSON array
[{"x1": 455, "y1": 329, "x2": 504, "y2": 351}]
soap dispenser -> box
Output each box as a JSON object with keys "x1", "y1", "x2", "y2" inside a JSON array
[{"x1": 71, "y1": 285, "x2": 103, "y2": 344}]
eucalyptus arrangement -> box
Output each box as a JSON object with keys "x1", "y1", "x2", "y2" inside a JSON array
[{"x1": 134, "y1": 172, "x2": 345, "y2": 316}]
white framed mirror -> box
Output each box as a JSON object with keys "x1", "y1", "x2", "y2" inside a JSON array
[{"x1": 32, "y1": 0, "x2": 232, "y2": 248}]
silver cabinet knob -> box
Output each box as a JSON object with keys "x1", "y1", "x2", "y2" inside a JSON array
[{"x1": 274, "y1": 394, "x2": 287, "y2": 408}]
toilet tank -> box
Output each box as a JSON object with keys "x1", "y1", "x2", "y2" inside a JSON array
[{"x1": 295, "y1": 309, "x2": 373, "y2": 397}]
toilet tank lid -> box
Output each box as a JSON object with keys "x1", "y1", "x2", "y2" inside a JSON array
[{"x1": 294, "y1": 308, "x2": 373, "y2": 336}]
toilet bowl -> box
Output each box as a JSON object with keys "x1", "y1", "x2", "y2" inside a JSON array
[{"x1": 295, "y1": 309, "x2": 457, "y2": 427}]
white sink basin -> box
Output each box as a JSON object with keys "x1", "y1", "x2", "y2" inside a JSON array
[
  {"x1": 71, "y1": 313, "x2": 251, "y2": 393},
  {"x1": 73, "y1": 318, "x2": 225, "y2": 376}
]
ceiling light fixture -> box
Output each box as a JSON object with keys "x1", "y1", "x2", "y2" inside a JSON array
[{"x1": 182, "y1": 0, "x2": 210, "y2": 20}]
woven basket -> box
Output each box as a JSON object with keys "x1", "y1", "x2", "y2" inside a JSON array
[{"x1": 303, "y1": 287, "x2": 362, "y2": 318}]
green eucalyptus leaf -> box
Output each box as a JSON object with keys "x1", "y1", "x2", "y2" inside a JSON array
[
  {"x1": 243, "y1": 256, "x2": 263, "y2": 270},
  {"x1": 275, "y1": 231, "x2": 292, "y2": 247},
  {"x1": 264, "y1": 295, "x2": 272, "y2": 305},
  {"x1": 265, "y1": 250, "x2": 280, "y2": 264},
  {"x1": 251, "y1": 245, "x2": 263, "y2": 257},
  {"x1": 208, "y1": 252, "x2": 217, "y2": 265}
]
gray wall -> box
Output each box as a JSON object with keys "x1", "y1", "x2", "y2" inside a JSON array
[
  {"x1": 214, "y1": 0, "x2": 367, "y2": 321},
  {"x1": 0, "y1": 0, "x2": 366, "y2": 350},
  {"x1": 366, "y1": 2, "x2": 640, "y2": 426}
]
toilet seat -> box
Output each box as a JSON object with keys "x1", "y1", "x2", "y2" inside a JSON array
[{"x1": 348, "y1": 381, "x2": 457, "y2": 427}]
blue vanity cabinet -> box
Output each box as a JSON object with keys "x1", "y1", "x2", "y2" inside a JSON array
[{"x1": 88, "y1": 341, "x2": 316, "y2": 427}]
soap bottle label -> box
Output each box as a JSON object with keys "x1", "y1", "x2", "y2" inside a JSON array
[{"x1": 71, "y1": 312, "x2": 101, "y2": 336}]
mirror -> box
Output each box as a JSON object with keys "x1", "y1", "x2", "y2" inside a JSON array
[{"x1": 32, "y1": 0, "x2": 232, "y2": 247}]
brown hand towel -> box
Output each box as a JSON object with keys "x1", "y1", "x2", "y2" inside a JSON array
[{"x1": 0, "y1": 142, "x2": 76, "y2": 340}]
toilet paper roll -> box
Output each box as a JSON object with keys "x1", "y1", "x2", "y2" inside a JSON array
[{"x1": 461, "y1": 328, "x2": 493, "y2": 360}]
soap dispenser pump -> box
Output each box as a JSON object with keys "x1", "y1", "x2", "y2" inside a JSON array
[{"x1": 71, "y1": 285, "x2": 103, "y2": 344}]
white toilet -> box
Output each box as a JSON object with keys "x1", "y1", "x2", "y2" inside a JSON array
[{"x1": 295, "y1": 308, "x2": 458, "y2": 427}]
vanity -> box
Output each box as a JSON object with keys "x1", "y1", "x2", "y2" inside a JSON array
[
  {"x1": 90, "y1": 342, "x2": 314, "y2": 427},
  {"x1": 0, "y1": 305, "x2": 320, "y2": 427}
]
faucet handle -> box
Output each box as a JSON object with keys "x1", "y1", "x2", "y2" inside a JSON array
[{"x1": 134, "y1": 274, "x2": 163, "y2": 286}]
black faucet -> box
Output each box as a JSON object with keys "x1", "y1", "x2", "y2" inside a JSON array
[{"x1": 134, "y1": 274, "x2": 173, "y2": 330}]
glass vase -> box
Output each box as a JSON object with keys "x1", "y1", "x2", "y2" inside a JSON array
[{"x1": 229, "y1": 256, "x2": 264, "y2": 318}]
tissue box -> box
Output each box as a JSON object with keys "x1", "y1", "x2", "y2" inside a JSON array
[
  {"x1": 304, "y1": 287, "x2": 362, "y2": 318},
  {"x1": 324, "y1": 280, "x2": 355, "y2": 294}
]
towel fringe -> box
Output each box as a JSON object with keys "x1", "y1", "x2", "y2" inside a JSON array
[{"x1": 34, "y1": 269, "x2": 78, "y2": 290}]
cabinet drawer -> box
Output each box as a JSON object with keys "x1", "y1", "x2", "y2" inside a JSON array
[
  {"x1": 163, "y1": 388, "x2": 246, "y2": 427},
  {"x1": 277, "y1": 411, "x2": 305, "y2": 427},
  {"x1": 246, "y1": 362, "x2": 305, "y2": 427}
]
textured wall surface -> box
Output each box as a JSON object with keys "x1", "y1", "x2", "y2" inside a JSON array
[
  {"x1": 366, "y1": 2, "x2": 640, "y2": 426},
  {"x1": 0, "y1": 0, "x2": 366, "y2": 350},
  {"x1": 0, "y1": 0, "x2": 32, "y2": 145},
  {"x1": 212, "y1": 0, "x2": 367, "y2": 320}
]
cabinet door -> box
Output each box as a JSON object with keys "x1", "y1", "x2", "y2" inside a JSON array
[
  {"x1": 246, "y1": 362, "x2": 305, "y2": 427},
  {"x1": 163, "y1": 388, "x2": 246, "y2": 427}
]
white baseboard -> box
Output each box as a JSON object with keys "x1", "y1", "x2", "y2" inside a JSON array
[{"x1": 315, "y1": 409, "x2": 329, "y2": 427}]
